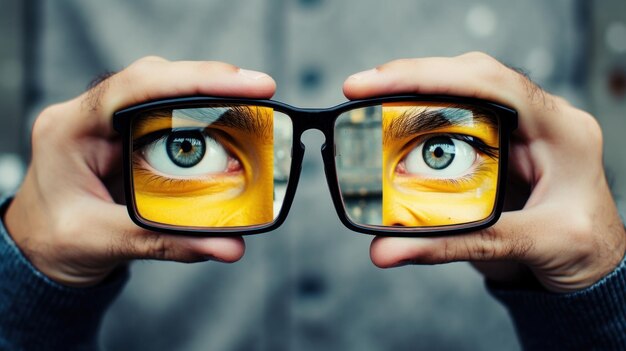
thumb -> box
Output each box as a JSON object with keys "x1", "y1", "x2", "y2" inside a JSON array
[
  {"x1": 369, "y1": 211, "x2": 538, "y2": 268},
  {"x1": 95, "y1": 205, "x2": 246, "y2": 264}
]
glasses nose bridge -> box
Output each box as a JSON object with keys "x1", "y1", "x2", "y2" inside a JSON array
[{"x1": 292, "y1": 109, "x2": 337, "y2": 139}]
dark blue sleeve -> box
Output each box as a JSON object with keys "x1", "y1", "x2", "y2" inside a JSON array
[
  {"x1": 488, "y1": 256, "x2": 626, "y2": 350},
  {"x1": 0, "y1": 198, "x2": 128, "y2": 351}
]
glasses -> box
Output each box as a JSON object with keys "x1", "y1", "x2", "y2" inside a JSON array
[{"x1": 113, "y1": 95, "x2": 517, "y2": 237}]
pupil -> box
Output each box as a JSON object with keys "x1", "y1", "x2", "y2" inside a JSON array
[
  {"x1": 181, "y1": 140, "x2": 192, "y2": 153},
  {"x1": 433, "y1": 147, "x2": 444, "y2": 158}
]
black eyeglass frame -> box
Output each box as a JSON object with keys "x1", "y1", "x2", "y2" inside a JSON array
[{"x1": 113, "y1": 95, "x2": 518, "y2": 237}]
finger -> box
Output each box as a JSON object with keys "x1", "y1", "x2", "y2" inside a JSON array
[
  {"x1": 370, "y1": 210, "x2": 552, "y2": 268},
  {"x1": 89, "y1": 203, "x2": 246, "y2": 263},
  {"x1": 342, "y1": 53, "x2": 566, "y2": 139},
  {"x1": 344, "y1": 54, "x2": 521, "y2": 102},
  {"x1": 72, "y1": 56, "x2": 277, "y2": 137}
]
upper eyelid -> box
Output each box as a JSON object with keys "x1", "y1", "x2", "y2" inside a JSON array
[
  {"x1": 132, "y1": 128, "x2": 244, "y2": 167},
  {"x1": 132, "y1": 127, "x2": 204, "y2": 150},
  {"x1": 133, "y1": 129, "x2": 169, "y2": 150},
  {"x1": 399, "y1": 132, "x2": 497, "y2": 159},
  {"x1": 383, "y1": 107, "x2": 498, "y2": 145}
]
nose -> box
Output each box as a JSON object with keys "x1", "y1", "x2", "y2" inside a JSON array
[{"x1": 383, "y1": 203, "x2": 432, "y2": 227}]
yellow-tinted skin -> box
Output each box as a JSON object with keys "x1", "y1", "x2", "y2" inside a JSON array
[
  {"x1": 382, "y1": 103, "x2": 499, "y2": 227},
  {"x1": 132, "y1": 106, "x2": 274, "y2": 227}
]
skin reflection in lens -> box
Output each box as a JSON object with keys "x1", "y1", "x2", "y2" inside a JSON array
[
  {"x1": 382, "y1": 103, "x2": 499, "y2": 227},
  {"x1": 131, "y1": 106, "x2": 274, "y2": 227}
]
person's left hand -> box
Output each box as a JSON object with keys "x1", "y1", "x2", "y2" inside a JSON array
[{"x1": 343, "y1": 53, "x2": 626, "y2": 293}]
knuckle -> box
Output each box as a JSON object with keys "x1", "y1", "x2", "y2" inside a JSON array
[
  {"x1": 375, "y1": 58, "x2": 414, "y2": 72},
  {"x1": 461, "y1": 52, "x2": 509, "y2": 84},
  {"x1": 124, "y1": 61, "x2": 154, "y2": 81},
  {"x1": 470, "y1": 229, "x2": 499, "y2": 260},
  {"x1": 123, "y1": 56, "x2": 168, "y2": 82},
  {"x1": 197, "y1": 60, "x2": 240, "y2": 74},
  {"x1": 460, "y1": 51, "x2": 501, "y2": 69},
  {"x1": 140, "y1": 234, "x2": 170, "y2": 260},
  {"x1": 558, "y1": 108, "x2": 604, "y2": 154},
  {"x1": 31, "y1": 103, "x2": 66, "y2": 143},
  {"x1": 578, "y1": 110, "x2": 603, "y2": 146},
  {"x1": 49, "y1": 209, "x2": 85, "y2": 251},
  {"x1": 440, "y1": 239, "x2": 455, "y2": 262},
  {"x1": 137, "y1": 236, "x2": 207, "y2": 263},
  {"x1": 478, "y1": 226, "x2": 534, "y2": 261},
  {"x1": 459, "y1": 51, "x2": 496, "y2": 62},
  {"x1": 509, "y1": 235, "x2": 535, "y2": 259},
  {"x1": 550, "y1": 213, "x2": 597, "y2": 260},
  {"x1": 133, "y1": 55, "x2": 168, "y2": 65},
  {"x1": 552, "y1": 95, "x2": 572, "y2": 108},
  {"x1": 565, "y1": 215, "x2": 595, "y2": 247}
]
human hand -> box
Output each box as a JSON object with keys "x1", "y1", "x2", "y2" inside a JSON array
[
  {"x1": 3, "y1": 57, "x2": 276, "y2": 287},
  {"x1": 344, "y1": 53, "x2": 626, "y2": 293}
]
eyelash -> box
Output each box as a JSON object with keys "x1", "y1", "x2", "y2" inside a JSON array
[
  {"x1": 398, "y1": 132, "x2": 498, "y2": 184},
  {"x1": 434, "y1": 161, "x2": 493, "y2": 187},
  {"x1": 132, "y1": 169, "x2": 191, "y2": 188},
  {"x1": 133, "y1": 127, "x2": 199, "y2": 150},
  {"x1": 401, "y1": 133, "x2": 498, "y2": 160},
  {"x1": 458, "y1": 135, "x2": 499, "y2": 159}
]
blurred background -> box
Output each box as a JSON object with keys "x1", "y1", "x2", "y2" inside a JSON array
[{"x1": 0, "y1": 1, "x2": 625, "y2": 350}]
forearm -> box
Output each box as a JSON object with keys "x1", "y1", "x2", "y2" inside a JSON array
[
  {"x1": 0, "y1": 198, "x2": 128, "y2": 351},
  {"x1": 489, "y1": 253, "x2": 626, "y2": 350}
]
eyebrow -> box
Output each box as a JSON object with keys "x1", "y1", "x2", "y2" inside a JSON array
[
  {"x1": 383, "y1": 106, "x2": 497, "y2": 145},
  {"x1": 145, "y1": 105, "x2": 273, "y2": 139}
]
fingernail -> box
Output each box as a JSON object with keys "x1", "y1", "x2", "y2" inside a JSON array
[
  {"x1": 238, "y1": 68, "x2": 270, "y2": 80},
  {"x1": 348, "y1": 68, "x2": 378, "y2": 81}
]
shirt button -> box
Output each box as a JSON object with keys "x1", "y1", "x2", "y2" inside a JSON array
[
  {"x1": 297, "y1": 274, "x2": 326, "y2": 298},
  {"x1": 299, "y1": 66, "x2": 323, "y2": 92},
  {"x1": 298, "y1": 0, "x2": 322, "y2": 9}
]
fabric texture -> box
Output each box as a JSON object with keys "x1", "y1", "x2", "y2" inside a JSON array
[{"x1": 489, "y1": 257, "x2": 626, "y2": 350}]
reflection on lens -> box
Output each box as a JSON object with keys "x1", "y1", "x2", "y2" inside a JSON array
[
  {"x1": 131, "y1": 106, "x2": 292, "y2": 228},
  {"x1": 335, "y1": 102, "x2": 500, "y2": 228},
  {"x1": 335, "y1": 106, "x2": 383, "y2": 225}
]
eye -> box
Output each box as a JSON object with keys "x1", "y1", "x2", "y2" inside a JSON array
[
  {"x1": 142, "y1": 129, "x2": 238, "y2": 177},
  {"x1": 402, "y1": 136, "x2": 477, "y2": 178}
]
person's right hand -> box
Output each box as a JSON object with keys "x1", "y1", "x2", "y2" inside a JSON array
[{"x1": 3, "y1": 57, "x2": 276, "y2": 287}]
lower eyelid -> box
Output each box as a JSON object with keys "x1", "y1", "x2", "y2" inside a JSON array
[
  {"x1": 132, "y1": 153, "x2": 243, "y2": 181},
  {"x1": 395, "y1": 155, "x2": 487, "y2": 182},
  {"x1": 132, "y1": 161, "x2": 247, "y2": 198}
]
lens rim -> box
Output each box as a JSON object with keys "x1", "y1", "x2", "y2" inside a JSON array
[
  {"x1": 326, "y1": 97, "x2": 516, "y2": 237},
  {"x1": 113, "y1": 95, "x2": 517, "y2": 237}
]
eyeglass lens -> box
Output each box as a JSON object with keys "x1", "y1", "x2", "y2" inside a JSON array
[
  {"x1": 130, "y1": 105, "x2": 293, "y2": 228},
  {"x1": 335, "y1": 102, "x2": 500, "y2": 228}
]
